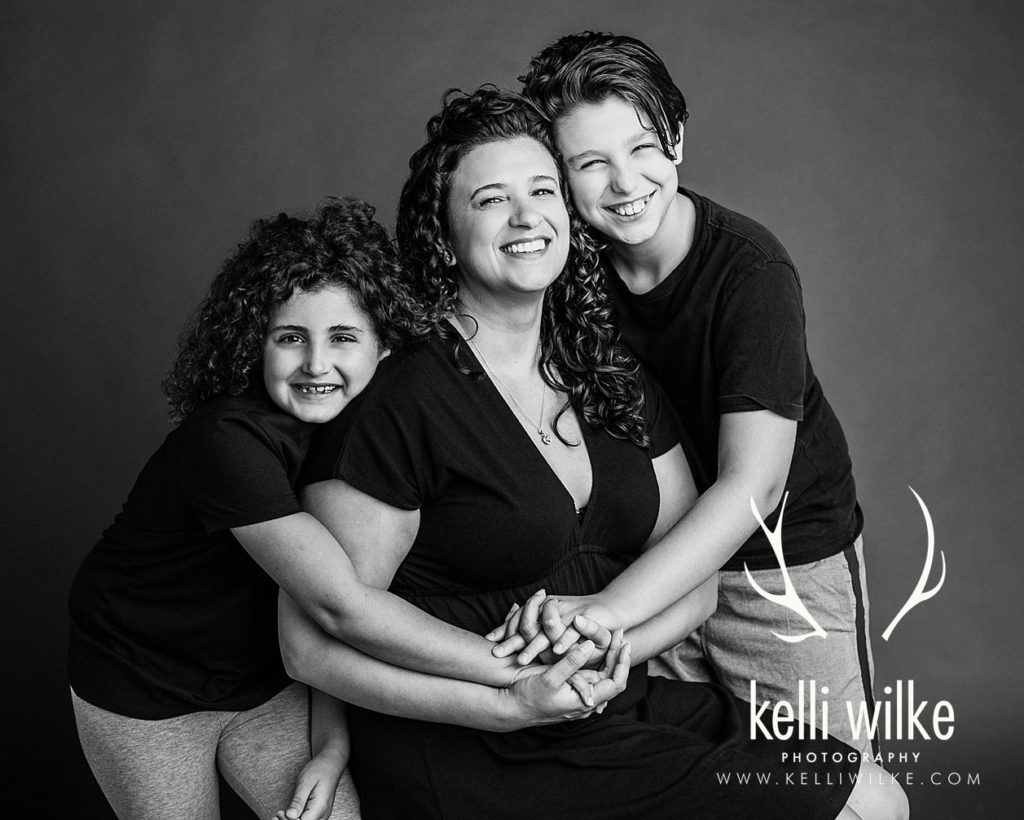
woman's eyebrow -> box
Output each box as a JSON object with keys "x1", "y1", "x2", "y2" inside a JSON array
[
  {"x1": 266, "y1": 323, "x2": 308, "y2": 333},
  {"x1": 471, "y1": 182, "x2": 506, "y2": 198}
]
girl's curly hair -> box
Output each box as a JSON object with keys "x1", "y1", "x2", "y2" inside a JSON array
[
  {"x1": 163, "y1": 197, "x2": 433, "y2": 422},
  {"x1": 396, "y1": 86, "x2": 648, "y2": 447}
]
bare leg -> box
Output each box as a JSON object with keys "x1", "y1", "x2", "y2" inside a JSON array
[{"x1": 842, "y1": 760, "x2": 909, "y2": 820}]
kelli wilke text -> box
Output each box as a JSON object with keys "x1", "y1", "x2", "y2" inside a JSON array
[{"x1": 749, "y1": 680, "x2": 955, "y2": 742}]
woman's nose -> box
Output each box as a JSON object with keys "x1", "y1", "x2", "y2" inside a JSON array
[{"x1": 509, "y1": 198, "x2": 542, "y2": 228}]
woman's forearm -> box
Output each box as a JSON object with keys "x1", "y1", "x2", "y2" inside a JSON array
[
  {"x1": 237, "y1": 512, "x2": 522, "y2": 687},
  {"x1": 279, "y1": 592, "x2": 625, "y2": 733},
  {"x1": 280, "y1": 592, "x2": 521, "y2": 731},
  {"x1": 321, "y1": 580, "x2": 526, "y2": 687}
]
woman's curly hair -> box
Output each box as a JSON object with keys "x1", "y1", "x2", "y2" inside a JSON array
[
  {"x1": 163, "y1": 197, "x2": 433, "y2": 422},
  {"x1": 396, "y1": 86, "x2": 648, "y2": 447}
]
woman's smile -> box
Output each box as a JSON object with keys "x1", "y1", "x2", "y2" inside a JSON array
[
  {"x1": 500, "y1": 236, "x2": 550, "y2": 256},
  {"x1": 446, "y1": 136, "x2": 570, "y2": 303}
]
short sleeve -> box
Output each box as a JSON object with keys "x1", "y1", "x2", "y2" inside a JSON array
[
  {"x1": 642, "y1": 369, "x2": 681, "y2": 458},
  {"x1": 170, "y1": 412, "x2": 302, "y2": 534},
  {"x1": 714, "y1": 262, "x2": 806, "y2": 420},
  {"x1": 300, "y1": 354, "x2": 433, "y2": 511}
]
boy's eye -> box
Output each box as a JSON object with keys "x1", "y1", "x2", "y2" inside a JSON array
[{"x1": 579, "y1": 158, "x2": 606, "y2": 170}]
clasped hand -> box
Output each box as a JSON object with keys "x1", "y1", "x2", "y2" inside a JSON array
[
  {"x1": 487, "y1": 590, "x2": 628, "y2": 718},
  {"x1": 487, "y1": 589, "x2": 621, "y2": 667},
  {"x1": 505, "y1": 630, "x2": 630, "y2": 724}
]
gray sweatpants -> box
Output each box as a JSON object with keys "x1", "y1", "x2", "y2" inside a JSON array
[{"x1": 72, "y1": 682, "x2": 360, "y2": 819}]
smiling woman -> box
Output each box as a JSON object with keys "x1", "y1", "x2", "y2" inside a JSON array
[
  {"x1": 445, "y1": 137, "x2": 570, "y2": 306},
  {"x1": 275, "y1": 87, "x2": 907, "y2": 820}
]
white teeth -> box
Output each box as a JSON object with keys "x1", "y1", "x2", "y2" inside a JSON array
[
  {"x1": 503, "y1": 239, "x2": 547, "y2": 254},
  {"x1": 610, "y1": 195, "x2": 650, "y2": 217},
  {"x1": 295, "y1": 384, "x2": 339, "y2": 395}
]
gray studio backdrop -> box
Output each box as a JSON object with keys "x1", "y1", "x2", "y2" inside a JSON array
[{"x1": 3, "y1": 1, "x2": 1020, "y2": 817}]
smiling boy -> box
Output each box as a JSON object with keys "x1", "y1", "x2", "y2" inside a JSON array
[{"x1": 521, "y1": 31, "x2": 876, "y2": 754}]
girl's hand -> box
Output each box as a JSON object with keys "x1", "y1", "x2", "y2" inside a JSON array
[
  {"x1": 273, "y1": 748, "x2": 346, "y2": 820},
  {"x1": 487, "y1": 592, "x2": 621, "y2": 666}
]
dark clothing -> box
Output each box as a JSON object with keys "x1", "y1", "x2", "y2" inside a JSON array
[
  {"x1": 302, "y1": 335, "x2": 676, "y2": 599},
  {"x1": 68, "y1": 388, "x2": 310, "y2": 719},
  {"x1": 302, "y1": 333, "x2": 857, "y2": 820},
  {"x1": 606, "y1": 188, "x2": 862, "y2": 570}
]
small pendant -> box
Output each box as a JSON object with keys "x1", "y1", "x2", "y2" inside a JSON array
[{"x1": 539, "y1": 430, "x2": 552, "y2": 445}]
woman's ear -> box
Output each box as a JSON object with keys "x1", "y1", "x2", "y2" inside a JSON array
[
  {"x1": 437, "y1": 243, "x2": 456, "y2": 266},
  {"x1": 672, "y1": 124, "x2": 685, "y2": 166}
]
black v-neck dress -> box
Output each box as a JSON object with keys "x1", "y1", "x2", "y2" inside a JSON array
[{"x1": 301, "y1": 333, "x2": 857, "y2": 820}]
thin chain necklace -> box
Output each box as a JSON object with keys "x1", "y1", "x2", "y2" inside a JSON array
[{"x1": 461, "y1": 328, "x2": 553, "y2": 446}]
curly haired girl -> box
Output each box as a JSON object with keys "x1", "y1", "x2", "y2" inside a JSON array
[{"x1": 68, "y1": 197, "x2": 419, "y2": 820}]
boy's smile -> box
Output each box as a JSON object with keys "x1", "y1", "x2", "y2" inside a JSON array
[{"x1": 555, "y1": 95, "x2": 685, "y2": 253}]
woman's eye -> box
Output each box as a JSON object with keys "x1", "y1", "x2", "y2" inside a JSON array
[
  {"x1": 478, "y1": 195, "x2": 505, "y2": 207},
  {"x1": 277, "y1": 333, "x2": 304, "y2": 344},
  {"x1": 331, "y1": 334, "x2": 357, "y2": 344},
  {"x1": 532, "y1": 187, "x2": 557, "y2": 197}
]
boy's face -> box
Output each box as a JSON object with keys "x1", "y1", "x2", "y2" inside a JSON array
[
  {"x1": 262, "y1": 285, "x2": 388, "y2": 424},
  {"x1": 554, "y1": 95, "x2": 682, "y2": 250}
]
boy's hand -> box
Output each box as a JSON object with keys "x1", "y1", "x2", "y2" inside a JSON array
[{"x1": 486, "y1": 592, "x2": 620, "y2": 666}]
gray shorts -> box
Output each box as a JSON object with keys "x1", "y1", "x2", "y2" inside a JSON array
[
  {"x1": 71, "y1": 681, "x2": 361, "y2": 819},
  {"x1": 650, "y1": 536, "x2": 877, "y2": 755}
]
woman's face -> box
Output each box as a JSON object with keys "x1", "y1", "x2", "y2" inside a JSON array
[
  {"x1": 445, "y1": 136, "x2": 570, "y2": 305},
  {"x1": 262, "y1": 285, "x2": 388, "y2": 423}
]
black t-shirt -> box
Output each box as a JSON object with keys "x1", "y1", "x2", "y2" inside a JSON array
[
  {"x1": 68, "y1": 387, "x2": 311, "y2": 719},
  {"x1": 300, "y1": 332, "x2": 678, "y2": 625},
  {"x1": 606, "y1": 189, "x2": 862, "y2": 569}
]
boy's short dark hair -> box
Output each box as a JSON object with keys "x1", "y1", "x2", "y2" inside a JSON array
[{"x1": 520, "y1": 31, "x2": 688, "y2": 160}]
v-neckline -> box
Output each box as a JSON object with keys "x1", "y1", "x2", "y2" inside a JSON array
[{"x1": 455, "y1": 333, "x2": 596, "y2": 523}]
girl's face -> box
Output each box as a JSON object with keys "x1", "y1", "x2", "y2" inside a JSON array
[
  {"x1": 554, "y1": 95, "x2": 683, "y2": 251},
  {"x1": 445, "y1": 136, "x2": 570, "y2": 306},
  {"x1": 262, "y1": 285, "x2": 388, "y2": 423}
]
